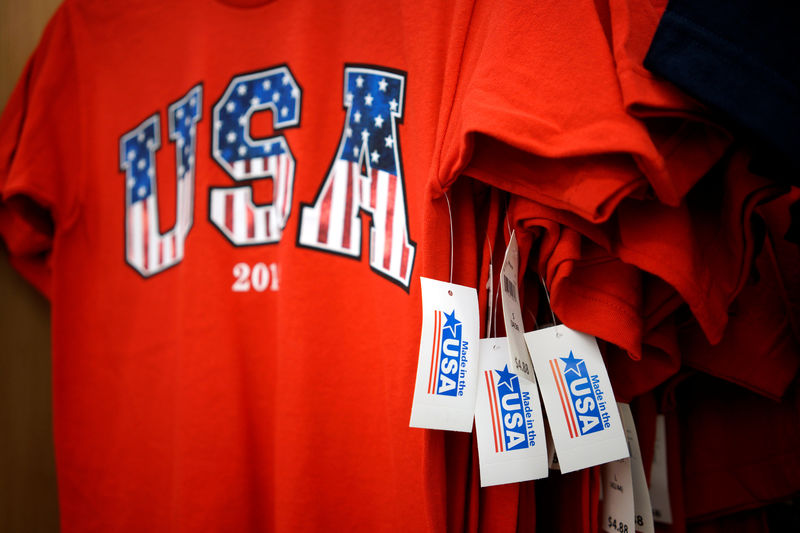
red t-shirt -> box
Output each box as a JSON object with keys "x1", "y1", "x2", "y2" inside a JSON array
[
  {"x1": 445, "y1": 0, "x2": 661, "y2": 225},
  {"x1": 507, "y1": 148, "x2": 783, "y2": 350},
  {"x1": 679, "y1": 239, "x2": 800, "y2": 400},
  {"x1": 678, "y1": 374, "x2": 800, "y2": 523},
  {"x1": 506, "y1": 195, "x2": 683, "y2": 401},
  {"x1": 602, "y1": 0, "x2": 732, "y2": 205},
  {"x1": 0, "y1": 0, "x2": 491, "y2": 530}
]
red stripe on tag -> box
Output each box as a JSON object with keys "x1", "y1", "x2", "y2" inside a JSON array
[
  {"x1": 558, "y1": 364, "x2": 580, "y2": 437},
  {"x1": 427, "y1": 311, "x2": 440, "y2": 394},
  {"x1": 485, "y1": 371, "x2": 501, "y2": 453},
  {"x1": 550, "y1": 359, "x2": 576, "y2": 439},
  {"x1": 489, "y1": 372, "x2": 504, "y2": 452}
]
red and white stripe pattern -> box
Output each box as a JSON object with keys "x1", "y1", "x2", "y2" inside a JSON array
[
  {"x1": 120, "y1": 85, "x2": 201, "y2": 277},
  {"x1": 209, "y1": 153, "x2": 294, "y2": 245},
  {"x1": 426, "y1": 310, "x2": 443, "y2": 395},
  {"x1": 484, "y1": 370, "x2": 506, "y2": 453},
  {"x1": 298, "y1": 160, "x2": 414, "y2": 287},
  {"x1": 549, "y1": 358, "x2": 579, "y2": 439},
  {"x1": 126, "y1": 171, "x2": 193, "y2": 275}
]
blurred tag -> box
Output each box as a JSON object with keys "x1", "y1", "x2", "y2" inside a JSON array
[
  {"x1": 500, "y1": 231, "x2": 535, "y2": 383},
  {"x1": 486, "y1": 261, "x2": 494, "y2": 336},
  {"x1": 649, "y1": 415, "x2": 673, "y2": 524},
  {"x1": 601, "y1": 454, "x2": 634, "y2": 533},
  {"x1": 602, "y1": 403, "x2": 654, "y2": 533},
  {"x1": 474, "y1": 338, "x2": 548, "y2": 486},
  {"x1": 524, "y1": 325, "x2": 628, "y2": 473},
  {"x1": 618, "y1": 404, "x2": 654, "y2": 533},
  {"x1": 410, "y1": 277, "x2": 480, "y2": 432}
]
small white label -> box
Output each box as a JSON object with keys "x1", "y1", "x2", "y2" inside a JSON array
[
  {"x1": 485, "y1": 261, "x2": 494, "y2": 337},
  {"x1": 602, "y1": 403, "x2": 654, "y2": 533},
  {"x1": 649, "y1": 415, "x2": 673, "y2": 524},
  {"x1": 410, "y1": 277, "x2": 480, "y2": 432},
  {"x1": 601, "y1": 456, "x2": 634, "y2": 533},
  {"x1": 474, "y1": 338, "x2": 548, "y2": 486},
  {"x1": 618, "y1": 404, "x2": 654, "y2": 533},
  {"x1": 524, "y1": 325, "x2": 628, "y2": 473},
  {"x1": 500, "y1": 232, "x2": 536, "y2": 383}
]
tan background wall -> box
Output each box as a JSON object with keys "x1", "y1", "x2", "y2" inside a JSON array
[{"x1": 1, "y1": 1, "x2": 63, "y2": 531}]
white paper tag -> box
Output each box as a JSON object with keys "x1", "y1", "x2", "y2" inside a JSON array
[
  {"x1": 649, "y1": 414, "x2": 673, "y2": 524},
  {"x1": 410, "y1": 277, "x2": 480, "y2": 432},
  {"x1": 601, "y1": 454, "x2": 634, "y2": 533},
  {"x1": 486, "y1": 261, "x2": 494, "y2": 336},
  {"x1": 618, "y1": 404, "x2": 654, "y2": 533},
  {"x1": 474, "y1": 338, "x2": 549, "y2": 486},
  {"x1": 524, "y1": 325, "x2": 628, "y2": 473},
  {"x1": 602, "y1": 403, "x2": 654, "y2": 533},
  {"x1": 500, "y1": 232, "x2": 536, "y2": 383}
]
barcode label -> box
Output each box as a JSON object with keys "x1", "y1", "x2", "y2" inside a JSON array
[
  {"x1": 503, "y1": 275, "x2": 517, "y2": 302},
  {"x1": 501, "y1": 231, "x2": 535, "y2": 383}
]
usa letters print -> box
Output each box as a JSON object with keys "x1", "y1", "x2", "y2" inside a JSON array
[{"x1": 118, "y1": 64, "x2": 414, "y2": 289}]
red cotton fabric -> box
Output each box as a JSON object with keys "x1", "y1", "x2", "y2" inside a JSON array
[
  {"x1": 678, "y1": 375, "x2": 800, "y2": 523},
  {"x1": 507, "y1": 148, "x2": 784, "y2": 349},
  {"x1": 0, "y1": 0, "x2": 491, "y2": 531},
  {"x1": 1, "y1": 0, "x2": 664, "y2": 530},
  {"x1": 603, "y1": 0, "x2": 731, "y2": 205}
]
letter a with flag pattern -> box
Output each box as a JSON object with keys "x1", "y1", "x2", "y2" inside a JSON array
[{"x1": 298, "y1": 65, "x2": 415, "y2": 289}]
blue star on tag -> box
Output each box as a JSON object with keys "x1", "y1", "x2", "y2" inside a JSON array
[
  {"x1": 495, "y1": 365, "x2": 517, "y2": 391},
  {"x1": 560, "y1": 351, "x2": 584, "y2": 376},
  {"x1": 443, "y1": 310, "x2": 460, "y2": 334}
]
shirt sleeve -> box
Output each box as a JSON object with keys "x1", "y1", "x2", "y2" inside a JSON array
[
  {"x1": 0, "y1": 4, "x2": 81, "y2": 296},
  {"x1": 437, "y1": 0, "x2": 657, "y2": 223}
]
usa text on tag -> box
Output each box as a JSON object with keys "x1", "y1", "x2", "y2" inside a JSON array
[
  {"x1": 474, "y1": 338, "x2": 548, "y2": 486},
  {"x1": 524, "y1": 325, "x2": 628, "y2": 473},
  {"x1": 410, "y1": 277, "x2": 480, "y2": 432}
]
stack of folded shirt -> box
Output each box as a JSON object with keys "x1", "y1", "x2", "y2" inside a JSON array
[{"x1": 437, "y1": 0, "x2": 800, "y2": 530}]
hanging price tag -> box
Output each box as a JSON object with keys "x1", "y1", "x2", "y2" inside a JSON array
[
  {"x1": 602, "y1": 403, "x2": 654, "y2": 533},
  {"x1": 486, "y1": 261, "x2": 494, "y2": 337},
  {"x1": 474, "y1": 338, "x2": 548, "y2": 485},
  {"x1": 500, "y1": 231, "x2": 536, "y2": 383},
  {"x1": 410, "y1": 277, "x2": 480, "y2": 432},
  {"x1": 601, "y1": 455, "x2": 634, "y2": 533},
  {"x1": 649, "y1": 415, "x2": 673, "y2": 524},
  {"x1": 618, "y1": 404, "x2": 654, "y2": 533},
  {"x1": 524, "y1": 325, "x2": 628, "y2": 473}
]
